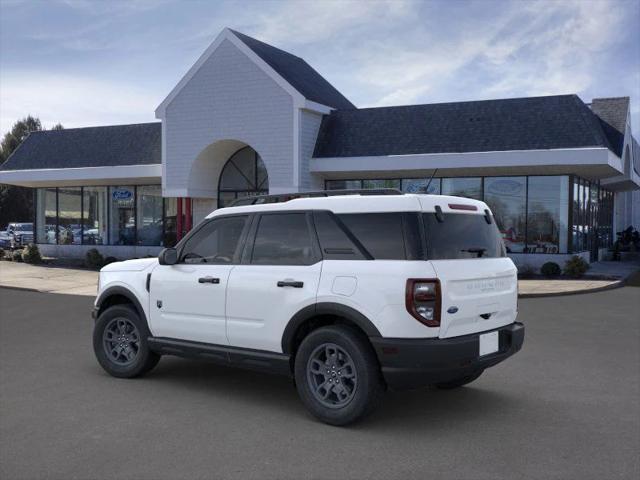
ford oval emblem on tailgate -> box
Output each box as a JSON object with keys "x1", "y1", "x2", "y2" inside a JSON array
[{"x1": 447, "y1": 306, "x2": 459, "y2": 314}]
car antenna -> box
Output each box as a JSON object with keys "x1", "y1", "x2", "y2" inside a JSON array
[{"x1": 425, "y1": 169, "x2": 438, "y2": 193}]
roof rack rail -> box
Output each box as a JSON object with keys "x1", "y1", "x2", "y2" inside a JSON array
[{"x1": 226, "y1": 188, "x2": 403, "y2": 207}]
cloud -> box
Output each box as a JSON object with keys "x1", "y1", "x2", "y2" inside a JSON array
[{"x1": 0, "y1": 72, "x2": 157, "y2": 132}]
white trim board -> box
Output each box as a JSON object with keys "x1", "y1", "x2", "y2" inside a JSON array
[
  {"x1": 0, "y1": 164, "x2": 161, "y2": 188},
  {"x1": 310, "y1": 148, "x2": 624, "y2": 179}
]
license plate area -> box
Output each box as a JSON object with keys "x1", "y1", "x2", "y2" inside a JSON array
[{"x1": 479, "y1": 331, "x2": 499, "y2": 357}]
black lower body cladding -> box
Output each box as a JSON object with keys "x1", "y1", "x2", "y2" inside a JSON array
[{"x1": 370, "y1": 322, "x2": 525, "y2": 390}]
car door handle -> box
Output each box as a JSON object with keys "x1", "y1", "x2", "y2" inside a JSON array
[
  {"x1": 198, "y1": 276, "x2": 220, "y2": 284},
  {"x1": 277, "y1": 280, "x2": 304, "y2": 288}
]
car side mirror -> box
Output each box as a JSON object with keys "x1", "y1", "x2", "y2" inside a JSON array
[{"x1": 158, "y1": 247, "x2": 178, "y2": 265}]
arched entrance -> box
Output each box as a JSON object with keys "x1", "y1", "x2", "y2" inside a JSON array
[{"x1": 217, "y1": 146, "x2": 269, "y2": 207}]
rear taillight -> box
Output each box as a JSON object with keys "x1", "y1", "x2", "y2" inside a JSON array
[{"x1": 406, "y1": 279, "x2": 441, "y2": 327}]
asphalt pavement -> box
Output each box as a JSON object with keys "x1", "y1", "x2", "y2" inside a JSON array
[{"x1": 0, "y1": 287, "x2": 638, "y2": 480}]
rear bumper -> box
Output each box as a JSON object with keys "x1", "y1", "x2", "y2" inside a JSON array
[{"x1": 371, "y1": 322, "x2": 525, "y2": 391}]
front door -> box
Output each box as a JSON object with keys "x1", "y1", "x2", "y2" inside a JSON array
[
  {"x1": 149, "y1": 214, "x2": 250, "y2": 345},
  {"x1": 226, "y1": 212, "x2": 322, "y2": 352}
]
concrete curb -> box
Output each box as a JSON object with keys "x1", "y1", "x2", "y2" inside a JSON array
[
  {"x1": 0, "y1": 284, "x2": 95, "y2": 297},
  {"x1": 518, "y1": 279, "x2": 625, "y2": 298}
]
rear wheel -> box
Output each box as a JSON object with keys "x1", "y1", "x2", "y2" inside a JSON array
[
  {"x1": 93, "y1": 304, "x2": 160, "y2": 378},
  {"x1": 294, "y1": 325, "x2": 384, "y2": 426},
  {"x1": 434, "y1": 370, "x2": 484, "y2": 389}
]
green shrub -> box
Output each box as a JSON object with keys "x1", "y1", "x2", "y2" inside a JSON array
[
  {"x1": 540, "y1": 262, "x2": 561, "y2": 277},
  {"x1": 103, "y1": 256, "x2": 118, "y2": 266},
  {"x1": 564, "y1": 255, "x2": 589, "y2": 278},
  {"x1": 517, "y1": 264, "x2": 536, "y2": 277},
  {"x1": 11, "y1": 250, "x2": 23, "y2": 262},
  {"x1": 21, "y1": 244, "x2": 42, "y2": 264},
  {"x1": 0, "y1": 249, "x2": 5, "y2": 260},
  {"x1": 85, "y1": 248, "x2": 104, "y2": 269}
]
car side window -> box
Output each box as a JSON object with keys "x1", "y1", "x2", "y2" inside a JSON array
[
  {"x1": 251, "y1": 213, "x2": 315, "y2": 265},
  {"x1": 180, "y1": 216, "x2": 248, "y2": 264}
]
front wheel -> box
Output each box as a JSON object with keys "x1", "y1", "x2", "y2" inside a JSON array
[
  {"x1": 294, "y1": 325, "x2": 384, "y2": 426},
  {"x1": 93, "y1": 304, "x2": 160, "y2": 378}
]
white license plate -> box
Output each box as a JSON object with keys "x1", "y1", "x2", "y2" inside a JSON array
[{"x1": 479, "y1": 331, "x2": 499, "y2": 357}]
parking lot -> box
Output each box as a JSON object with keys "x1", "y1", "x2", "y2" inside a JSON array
[{"x1": 1, "y1": 286, "x2": 638, "y2": 480}]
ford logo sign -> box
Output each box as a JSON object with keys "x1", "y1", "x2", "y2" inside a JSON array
[
  {"x1": 488, "y1": 179, "x2": 523, "y2": 196},
  {"x1": 112, "y1": 189, "x2": 133, "y2": 200},
  {"x1": 447, "y1": 306, "x2": 459, "y2": 314}
]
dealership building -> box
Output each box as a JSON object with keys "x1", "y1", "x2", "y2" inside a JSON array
[{"x1": 1, "y1": 28, "x2": 638, "y2": 267}]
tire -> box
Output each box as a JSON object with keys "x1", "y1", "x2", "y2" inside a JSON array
[
  {"x1": 294, "y1": 325, "x2": 384, "y2": 426},
  {"x1": 434, "y1": 370, "x2": 484, "y2": 390},
  {"x1": 93, "y1": 304, "x2": 160, "y2": 378}
]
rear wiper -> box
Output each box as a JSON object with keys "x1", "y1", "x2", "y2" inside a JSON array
[{"x1": 461, "y1": 248, "x2": 487, "y2": 258}]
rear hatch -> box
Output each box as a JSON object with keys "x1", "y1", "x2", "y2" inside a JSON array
[{"x1": 422, "y1": 209, "x2": 518, "y2": 339}]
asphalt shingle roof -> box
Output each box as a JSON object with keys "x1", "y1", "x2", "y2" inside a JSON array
[
  {"x1": 0, "y1": 123, "x2": 161, "y2": 171},
  {"x1": 230, "y1": 29, "x2": 355, "y2": 110},
  {"x1": 590, "y1": 97, "x2": 629, "y2": 157},
  {"x1": 313, "y1": 94, "x2": 617, "y2": 158}
]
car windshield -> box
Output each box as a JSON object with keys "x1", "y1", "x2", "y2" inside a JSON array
[
  {"x1": 12, "y1": 224, "x2": 32, "y2": 231},
  {"x1": 423, "y1": 213, "x2": 505, "y2": 260}
]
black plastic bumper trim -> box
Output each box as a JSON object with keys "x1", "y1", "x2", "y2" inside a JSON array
[{"x1": 370, "y1": 322, "x2": 525, "y2": 391}]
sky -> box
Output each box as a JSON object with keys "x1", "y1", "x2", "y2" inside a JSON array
[{"x1": 1, "y1": 0, "x2": 639, "y2": 136}]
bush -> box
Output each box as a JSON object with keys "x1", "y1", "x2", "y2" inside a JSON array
[
  {"x1": 103, "y1": 256, "x2": 118, "y2": 266},
  {"x1": 85, "y1": 248, "x2": 104, "y2": 269},
  {"x1": 540, "y1": 262, "x2": 561, "y2": 277},
  {"x1": 517, "y1": 264, "x2": 536, "y2": 277},
  {"x1": 21, "y1": 244, "x2": 42, "y2": 264},
  {"x1": 564, "y1": 255, "x2": 589, "y2": 278},
  {"x1": 11, "y1": 250, "x2": 23, "y2": 262},
  {"x1": 0, "y1": 249, "x2": 5, "y2": 260}
]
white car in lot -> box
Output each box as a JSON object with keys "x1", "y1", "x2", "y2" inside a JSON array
[{"x1": 92, "y1": 190, "x2": 524, "y2": 425}]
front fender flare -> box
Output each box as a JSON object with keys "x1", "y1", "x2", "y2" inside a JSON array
[{"x1": 95, "y1": 286, "x2": 147, "y2": 325}]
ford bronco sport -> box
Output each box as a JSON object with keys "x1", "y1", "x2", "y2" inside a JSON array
[{"x1": 92, "y1": 191, "x2": 524, "y2": 425}]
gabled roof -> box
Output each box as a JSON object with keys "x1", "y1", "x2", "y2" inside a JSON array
[
  {"x1": 590, "y1": 97, "x2": 629, "y2": 157},
  {"x1": 156, "y1": 28, "x2": 354, "y2": 116},
  {"x1": 0, "y1": 123, "x2": 161, "y2": 171},
  {"x1": 230, "y1": 30, "x2": 355, "y2": 110},
  {"x1": 313, "y1": 94, "x2": 616, "y2": 158}
]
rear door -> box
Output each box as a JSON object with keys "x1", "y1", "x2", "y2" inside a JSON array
[
  {"x1": 149, "y1": 215, "x2": 250, "y2": 345},
  {"x1": 226, "y1": 212, "x2": 322, "y2": 353},
  {"x1": 422, "y1": 211, "x2": 518, "y2": 338}
]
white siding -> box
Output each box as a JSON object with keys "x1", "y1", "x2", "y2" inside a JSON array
[
  {"x1": 299, "y1": 109, "x2": 324, "y2": 190},
  {"x1": 163, "y1": 39, "x2": 294, "y2": 197}
]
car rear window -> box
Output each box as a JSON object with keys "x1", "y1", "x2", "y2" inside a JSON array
[
  {"x1": 336, "y1": 213, "x2": 423, "y2": 260},
  {"x1": 423, "y1": 213, "x2": 506, "y2": 260}
]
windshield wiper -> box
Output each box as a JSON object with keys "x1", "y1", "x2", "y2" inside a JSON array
[{"x1": 461, "y1": 247, "x2": 487, "y2": 258}]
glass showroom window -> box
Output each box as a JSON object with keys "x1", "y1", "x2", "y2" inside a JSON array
[
  {"x1": 325, "y1": 180, "x2": 363, "y2": 190},
  {"x1": 526, "y1": 176, "x2": 569, "y2": 253},
  {"x1": 362, "y1": 179, "x2": 401, "y2": 190},
  {"x1": 441, "y1": 178, "x2": 482, "y2": 200},
  {"x1": 109, "y1": 186, "x2": 136, "y2": 245},
  {"x1": 136, "y1": 186, "x2": 163, "y2": 246},
  {"x1": 83, "y1": 187, "x2": 107, "y2": 245},
  {"x1": 401, "y1": 178, "x2": 441, "y2": 194},
  {"x1": 57, "y1": 188, "x2": 82, "y2": 245},
  {"x1": 36, "y1": 188, "x2": 57, "y2": 244},
  {"x1": 484, "y1": 177, "x2": 526, "y2": 253}
]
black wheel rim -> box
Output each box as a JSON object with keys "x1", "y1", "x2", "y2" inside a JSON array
[
  {"x1": 306, "y1": 343, "x2": 357, "y2": 409},
  {"x1": 103, "y1": 317, "x2": 141, "y2": 366}
]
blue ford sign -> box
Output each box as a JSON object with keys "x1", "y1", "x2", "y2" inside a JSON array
[{"x1": 112, "y1": 188, "x2": 133, "y2": 200}]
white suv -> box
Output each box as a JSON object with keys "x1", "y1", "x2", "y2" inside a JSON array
[{"x1": 92, "y1": 192, "x2": 524, "y2": 425}]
